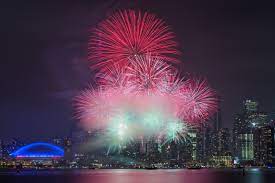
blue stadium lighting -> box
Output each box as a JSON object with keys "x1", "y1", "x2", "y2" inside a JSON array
[{"x1": 10, "y1": 142, "x2": 64, "y2": 158}]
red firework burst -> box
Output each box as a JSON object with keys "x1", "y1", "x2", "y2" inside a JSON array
[{"x1": 89, "y1": 9, "x2": 180, "y2": 69}]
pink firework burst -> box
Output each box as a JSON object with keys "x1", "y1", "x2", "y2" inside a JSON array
[
  {"x1": 126, "y1": 54, "x2": 173, "y2": 94},
  {"x1": 74, "y1": 86, "x2": 119, "y2": 129},
  {"x1": 177, "y1": 78, "x2": 218, "y2": 123},
  {"x1": 89, "y1": 9, "x2": 180, "y2": 69},
  {"x1": 95, "y1": 64, "x2": 131, "y2": 92}
]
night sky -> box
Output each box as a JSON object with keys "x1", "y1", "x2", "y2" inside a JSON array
[{"x1": 1, "y1": 0, "x2": 275, "y2": 139}]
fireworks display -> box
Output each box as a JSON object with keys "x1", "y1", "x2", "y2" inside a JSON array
[
  {"x1": 75, "y1": 10, "x2": 218, "y2": 151},
  {"x1": 89, "y1": 9, "x2": 180, "y2": 69}
]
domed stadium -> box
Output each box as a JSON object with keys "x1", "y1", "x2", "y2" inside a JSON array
[{"x1": 10, "y1": 142, "x2": 64, "y2": 159}]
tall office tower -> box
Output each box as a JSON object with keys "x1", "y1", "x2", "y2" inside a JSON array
[
  {"x1": 233, "y1": 99, "x2": 272, "y2": 165},
  {"x1": 253, "y1": 125, "x2": 273, "y2": 165},
  {"x1": 203, "y1": 125, "x2": 213, "y2": 161},
  {"x1": 187, "y1": 129, "x2": 199, "y2": 162},
  {"x1": 238, "y1": 133, "x2": 254, "y2": 161},
  {"x1": 243, "y1": 99, "x2": 258, "y2": 113},
  {"x1": 247, "y1": 112, "x2": 268, "y2": 128},
  {"x1": 213, "y1": 108, "x2": 222, "y2": 131},
  {"x1": 205, "y1": 101, "x2": 222, "y2": 162},
  {"x1": 217, "y1": 128, "x2": 230, "y2": 155},
  {"x1": 195, "y1": 127, "x2": 204, "y2": 162},
  {"x1": 199, "y1": 123, "x2": 211, "y2": 163},
  {"x1": 209, "y1": 130, "x2": 219, "y2": 156},
  {"x1": 245, "y1": 107, "x2": 271, "y2": 165},
  {"x1": 233, "y1": 105, "x2": 253, "y2": 164},
  {"x1": 233, "y1": 117, "x2": 253, "y2": 164}
]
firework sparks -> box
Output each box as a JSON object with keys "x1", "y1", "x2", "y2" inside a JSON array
[
  {"x1": 74, "y1": 86, "x2": 119, "y2": 129},
  {"x1": 105, "y1": 113, "x2": 134, "y2": 152},
  {"x1": 75, "y1": 10, "x2": 218, "y2": 152},
  {"x1": 178, "y1": 78, "x2": 218, "y2": 123},
  {"x1": 89, "y1": 10, "x2": 180, "y2": 69},
  {"x1": 163, "y1": 119, "x2": 189, "y2": 144},
  {"x1": 126, "y1": 54, "x2": 173, "y2": 94}
]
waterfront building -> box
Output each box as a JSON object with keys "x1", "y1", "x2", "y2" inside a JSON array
[
  {"x1": 9, "y1": 142, "x2": 64, "y2": 168},
  {"x1": 233, "y1": 99, "x2": 273, "y2": 166},
  {"x1": 217, "y1": 128, "x2": 230, "y2": 156},
  {"x1": 253, "y1": 125, "x2": 273, "y2": 166},
  {"x1": 210, "y1": 155, "x2": 232, "y2": 167},
  {"x1": 188, "y1": 131, "x2": 197, "y2": 161},
  {"x1": 243, "y1": 99, "x2": 258, "y2": 113}
]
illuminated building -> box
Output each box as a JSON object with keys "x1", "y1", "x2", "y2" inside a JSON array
[
  {"x1": 188, "y1": 131, "x2": 197, "y2": 161},
  {"x1": 9, "y1": 142, "x2": 64, "y2": 168},
  {"x1": 243, "y1": 99, "x2": 258, "y2": 113},
  {"x1": 248, "y1": 112, "x2": 268, "y2": 128},
  {"x1": 253, "y1": 125, "x2": 273, "y2": 166},
  {"x1": 209, "y1": 128, "x2": 232, "y2": 167},
  {"x1": 204, "y1": 105, "x2": 222, "y2": 163},
  {"x1": 233, "y1": 113, "x2": 253, "y2": 163},
  {"x1": 10, "y1": 142, "x2": 64, "y2": 158},
  {"x1": 211, "y1": 155, "x2": 232, "y2": 167},
  {"x1": 232, "y1": 99, "x2": 271, "y2": 165},
  {"x1": 209, "y1": 130, "x2": 219, "y2": 158},
  {"x1": 218, "y1": 128, "x2": 230, "y2": 155},
  {"x1": 238, "y1": 133, "x2": 254, "y2": 161}
]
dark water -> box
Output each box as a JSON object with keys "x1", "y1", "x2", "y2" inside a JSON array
[{"x1": 0, "y1": 168, "x2": 274, "y2": 183}]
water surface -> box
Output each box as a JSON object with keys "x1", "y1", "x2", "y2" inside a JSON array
[{"x1": 0, "y1": 169, "x2": 273, "y2": 183}]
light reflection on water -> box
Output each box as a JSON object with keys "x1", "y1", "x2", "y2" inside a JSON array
[
  {"x1": 0, "y1": 169, "x2": 272, "y2": 183},
  {"x1": 71, "y1": 169, "x2": 217, "y2": 183},
  {"x1": 246, "y1": 168, "x2": 264, "y2": 183}
]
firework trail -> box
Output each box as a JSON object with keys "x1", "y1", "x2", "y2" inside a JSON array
[{"x1": 89, "y1": 10, "x2": 180, "y2": 69}]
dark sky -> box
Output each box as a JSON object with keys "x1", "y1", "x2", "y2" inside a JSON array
[{"x1": 1, "y1": 0, "x2": 275, "y2": 139}]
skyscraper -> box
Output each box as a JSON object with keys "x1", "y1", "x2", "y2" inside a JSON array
[
  {"x1": 233, "y1": 99, "x2": 272, "y2": 166},
  {"x1": 238, "y1": 133, "x2": 254, "y2": 161},
  {"x1": 217, "y1": 128, "x2": 230, "y2": 156},
  {"x1": 253, "y1": 125, "x2": 273, "y2": 165},
  {"x1": 213, "y1": 108, "x2": 222, "y2": 131},
  {"x1": 243, "y1": 99, "x2": 258, "y2": 113},
  {"x1": 188, "y1": 130, "x2": 197, "y2": 161},
  {"x1": 233, "y1": 100, "x2": 256, "y2": 164},
  {"x1": 204, "y1": 105, "x2": 222, "y2": 163}
]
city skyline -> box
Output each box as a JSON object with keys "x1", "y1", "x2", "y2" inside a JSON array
[{"x1": 1, "y1": 98, "x2": 274, "y2": 169}]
